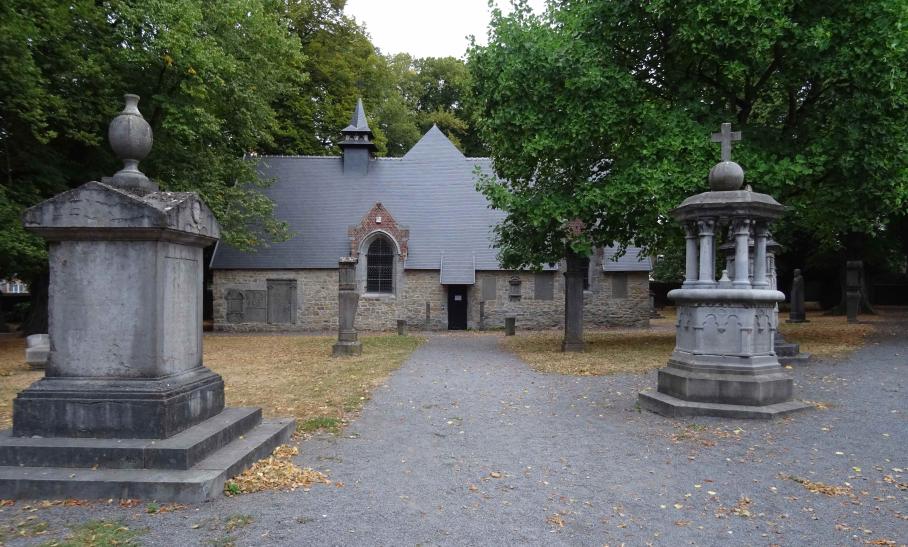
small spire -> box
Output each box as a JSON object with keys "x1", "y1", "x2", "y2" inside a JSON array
[{"x1": 343, "y1": 98, "x2": 371, "y2": 132}]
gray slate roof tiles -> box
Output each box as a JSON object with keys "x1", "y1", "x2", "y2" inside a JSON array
[{"x1": 211, "y1": 124, "x2": 651, "y2": 278}]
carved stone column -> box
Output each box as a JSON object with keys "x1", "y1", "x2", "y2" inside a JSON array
[
  {"x1": 696, "y1": 218, "x2": 717, "y2": 287},
  {"x1": 683, "y1": 222, "x2": 699, "y2": 288},
  {"x1": 752, "y1": 222, "x2": 769, "y2": 289},
  {"x1": 333, "y1": 257, "x2": 362, "y2": 356},
  {"x1": 732, "y1": 218, "x2": 751, "y2": 289}
]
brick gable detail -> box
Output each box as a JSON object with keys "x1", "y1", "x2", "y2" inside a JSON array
[{"x1": 348, "y1": 202, "x2": 409, "y2": 260}]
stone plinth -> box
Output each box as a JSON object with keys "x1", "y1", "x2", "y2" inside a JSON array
[
  {"x1": 14, "y1": 182, "x2": 223, "y2": 438},
  {"x1": 638, "y1": 123, "x2": 810, "y2": 420},
  {"x1": 333, "y1": 257, "x2": 362, "y2": 356},
  {"x1": 0, "y1": 95, "x2": 294, "y2": 502}
]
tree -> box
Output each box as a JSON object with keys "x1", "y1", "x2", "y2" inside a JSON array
[
  {"x1": 469, "y1": 0, "x2": 908, "y2": 323},
  {"x1": 1, "y1": 0, "x2": 307, "y2": 261}
]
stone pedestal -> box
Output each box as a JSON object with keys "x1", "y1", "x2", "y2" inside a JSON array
[
  {"x1": 638, "y1": 123, "x2": 809, "y2": 420},
  {"x1": 504, "y1": 316, "x2": 516, "y2": 336},
  {"x1": 0, "y1": 95, "x2": 293, "y2": 502},
  {"x1": 333, "y1": 257, "x2": 362, "y2": 356}
]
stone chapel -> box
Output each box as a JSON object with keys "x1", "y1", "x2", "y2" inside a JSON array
[{"x1": 211, "y1": 100, "x2": 652, "y2": 331}]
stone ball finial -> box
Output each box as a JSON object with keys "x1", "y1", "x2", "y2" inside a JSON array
[
  {"x1": 107, "y1": 94, "x2": 156, "y2": 195},
  {"x1": 708, "y1": 161, "x2": 745, "y2": 191}
]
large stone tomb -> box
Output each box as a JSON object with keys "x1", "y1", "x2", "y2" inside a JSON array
[
  {"x1": 638, "y1": 123, "x2": 810, "y2": 419},
  {"x1": 0, "y1": 95, "x2": 293, "y2": 502}
]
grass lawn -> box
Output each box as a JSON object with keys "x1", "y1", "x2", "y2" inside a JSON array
[
  {"x1": 501, "y1": 309, "x2": 882, "y2": 377},
  {"x1": 0, "y1": 333, "x2": 424, "y2": 433}
]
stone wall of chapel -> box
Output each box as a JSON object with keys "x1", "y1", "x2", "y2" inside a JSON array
[{"x1": 212, "y1": 264, "x2": 650, "y2": 332}]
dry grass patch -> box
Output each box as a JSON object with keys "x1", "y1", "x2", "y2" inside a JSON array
[
  {"x1": 205, "y1": 333, "x2": 424, "y2": 432},
  {"x1": 0, "y1": 337, "x2": 41, "y2": 429},
  {"x1": 779, "y1": 313, "x2": 879, "y2": 359},
  {"x1": 502, "y1": 329, "x2": 675, "y2": 376},
  {"x1": 503, "y1": 307, "x2": 884, "y2": 377}
]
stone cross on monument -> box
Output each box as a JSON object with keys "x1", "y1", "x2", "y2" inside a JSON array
[{"x1": 711, "y1": 122, "x2": 741, "y2": 162}]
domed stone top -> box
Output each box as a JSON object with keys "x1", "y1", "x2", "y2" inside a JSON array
[
  {"x1": 106, "y1": 94, "x2": 157, "y2": 195},
  {"x1": 708, "y1": 160, "x2": 745, "y2": 191}
]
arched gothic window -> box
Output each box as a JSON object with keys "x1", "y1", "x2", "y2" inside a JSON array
[{"x1": 366, "y1": 238, "x2": 394, "y2": 293}]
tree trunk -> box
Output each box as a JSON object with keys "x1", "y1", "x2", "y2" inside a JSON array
[
  {"x1": 21, "y1": 270, "x2": 48, "y2": 335},
  {"x1": 562, "y1": 251, "x2": 585, "y2": 352}
]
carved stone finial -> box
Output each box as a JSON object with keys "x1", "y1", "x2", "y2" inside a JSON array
[
  {"x1": 708, "y1": 122, "x2": 745, "y2": 191},
  {"x1": 107, "y1": 94, "x2": 157, "y2": 195}
]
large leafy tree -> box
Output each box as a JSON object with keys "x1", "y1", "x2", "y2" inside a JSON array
[
  {"x1": 470, "y1": 0, "x2": 908, "y2": 296},
  {"x1": 0, "y1": 0, "x2": 307, "y2": 281}
]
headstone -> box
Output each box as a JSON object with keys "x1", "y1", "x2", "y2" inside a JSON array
[
  {"x1": 846, "y1": 260, "x2": 862, "y2": 323},
  {"x1": 425, "y1": 301, "x2": 431, "y2": 330},
  {"x1": 478, "y1": 301, "x2": 485, "y2": 330},
  {"x1": 787, "y1": 269, "x2": 808, "y2": 323},
  {"x1": 638, "y1": 122, "x2": 809, "y2": 419},
  {"x1": 504, "y1": 316, "x2": 516, "y2": 336},
  {"x1": 333, "y1": 257, "x2": 362, "y2": 356},
  {"x1": 397, "y1": 319, "x2": 407, "y2": 336},
  {"x1": 0, "y1": 94, "x2": 293, "y2": 502},
  {"x1": 561, "y1": 254, "x2": 585, "y2": 352},
  {"x1": 508, "y1": 275, "x2": 521, "y2": 302},
  {"x1": 24, "y1": 334, "x2": 49, "y2": 370}
]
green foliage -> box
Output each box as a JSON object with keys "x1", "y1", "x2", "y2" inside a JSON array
[
  {"x1": 46, "y1": 520, "x2": 145, "y2": 547},
  {"x1": 0, "y1": 0, "x2": 308, "y2": 282},
  {"x1": 469, "y1": 0, "x2": 908, "y2": 270}
]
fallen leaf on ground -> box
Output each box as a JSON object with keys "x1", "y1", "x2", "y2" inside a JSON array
[{"x1": 226, "y1": 445, "x2": 329, "y2": 494}]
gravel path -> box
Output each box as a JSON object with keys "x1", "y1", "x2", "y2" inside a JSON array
[{"x1": 3, "y1": 326, "x2": 906, "y2": 546}]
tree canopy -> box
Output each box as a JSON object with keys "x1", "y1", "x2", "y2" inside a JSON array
[
  {"x1": 469, "y1": 0, "x2": 908, "y2": 275},
  {"x1": 0, "y1": 0, "x2": 481, "y2": 284}
]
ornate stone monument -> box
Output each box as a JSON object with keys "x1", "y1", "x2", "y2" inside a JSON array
[
  {"x1": 788, "y1": 269, "x2": 808, "y2": 323},
  {"x1": 333, "y1": 257, "x2": 362, "y2": 356},
  {"x1": 0, "y1": 95, "x2": 293, "y2": 502},
  {"x1": 638, "y1": 123, "x2": 810, "y2": 419}
]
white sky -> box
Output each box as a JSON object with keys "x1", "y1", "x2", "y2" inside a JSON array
[{"x1": 344, "y1": 0, "x2": 547, "y2": 59}]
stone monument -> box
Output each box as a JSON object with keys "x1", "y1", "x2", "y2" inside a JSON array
[
  {"x1": 787, "y1": 269, "x2": 808, "y2": 323},
  {"x1": 638, "y1": 123, "x2": 810, "y2": 419},
  {"x1": 0, "y1": 94, "x2": 293, "y2": 502},
  {"x1": 24, "y1": 334, "x2": 49, "y2": 370},
  {"x1": 333, "y1": 257, "x2": 362, "y2": 356},
  {"x1": 845, "y1": 260, "x2": 862, "y2": 323}
]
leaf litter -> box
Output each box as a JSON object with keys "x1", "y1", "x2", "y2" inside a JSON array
[{"x1": 225, "y1": 445, "x2": 330, "y2": 495}]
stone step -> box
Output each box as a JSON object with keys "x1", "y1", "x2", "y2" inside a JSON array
[
  {"x1": 639, "y1": 391, "x2": 812, "y2": 420},
  {"x1": 778, "y1": 353, "x2": 812, "y2": 366},
  {"x1": 0, "y1": 418, "x2": 294, "y2": 503},
  {"x1": 775, "y1": 342, "x2": 802, "y2": 357},
  {"x1": 0, "y1": 407, "x2": 262, "y2": 470}
]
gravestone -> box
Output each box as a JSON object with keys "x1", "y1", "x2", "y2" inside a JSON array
[
  {"x1": 24, "y1": 334, "x2": 49, "y2": 370},
  {"x1": 846, "y1": 260, "x2": 862, "y2": 323},
  {"x1": 504, "y1": 316, "x2": 516, "y2": 336},
  {"x1": 638, "y1": 123, "x2": 810, "y2": 419},
  {"x1": 0, "y1": 94, "x2": 293, "y2": 502},
  {"x1": 333, "y1": 257, "x2": 362, "y2": 356},
  {"x1": 787, "y1": 269, "x2": 808, "y2": 323}
]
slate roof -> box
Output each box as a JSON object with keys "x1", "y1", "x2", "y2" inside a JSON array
[
  {"x1": 211, "y1": 121, "x2": 651, "y2": 280},
  {"x1": 602, "y1": 246, "x2": 652, "y2": 272}
]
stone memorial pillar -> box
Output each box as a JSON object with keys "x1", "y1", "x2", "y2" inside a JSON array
[
  {"x1": 638, "y1": 123, "x2": 810, "y2": 419},
  {"x1": 0, "y1": 95, "x2": 293, "y2": 502},
  {"x1": 845, "y1": 260, "x2": 862, "y2": 323},
  {"x1": 333, "y1": 257, "x2": 362, "y2": 356},
  {"x1": 788, "y1": 269, "x2": 808, "y2": 323},
  {"x1": 562, "y1": 254, "x2": 585, "y2": 352}
]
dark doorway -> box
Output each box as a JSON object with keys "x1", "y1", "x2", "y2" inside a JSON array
[{"x1": 447, "y1": 285, "x2": 468, "y2": 330}]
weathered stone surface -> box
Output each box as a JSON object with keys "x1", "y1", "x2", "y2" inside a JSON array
[
  {"x1": 24, "y1": 334, "x2": 49, "y2": 370},
  {"x1": 213, "y1": 256, "x2": 651, "y2": 332}
]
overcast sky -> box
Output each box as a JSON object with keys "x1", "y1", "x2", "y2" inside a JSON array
[{"x1": 344, "y1": 0, "x2": 547, "y2": 59}]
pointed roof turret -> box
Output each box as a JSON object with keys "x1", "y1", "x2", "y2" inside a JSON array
[{"x1": 343, "y1": 98, "x2": 371, "y2": 132}]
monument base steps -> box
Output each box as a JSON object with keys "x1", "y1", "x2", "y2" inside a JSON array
[
  {"x1": 638, "y1": 391, "x2": 811, "y2": 420},
  {"x1": 332, "y1": 341, "x2": 362, "y2": 356},
  {"x1": 0, "y1": 408, "x2": 294, "y2": 503}
]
